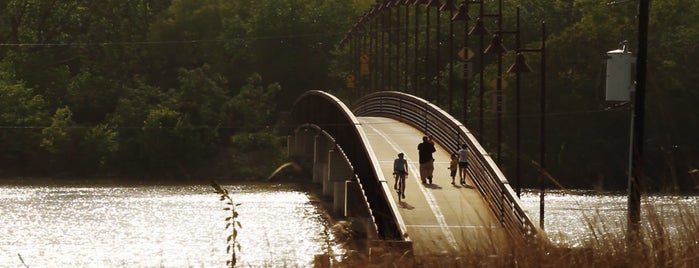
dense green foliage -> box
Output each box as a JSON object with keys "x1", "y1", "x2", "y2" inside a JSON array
[
  {"x1": 0, "y1": 0, "x2": 363, "y2": 180},
  {"x1": 334, "y1": 0, "x2": 698, "y2": 191},
  {"x1": 0, "y1": 0, "x2": 696, "y2": 190}
]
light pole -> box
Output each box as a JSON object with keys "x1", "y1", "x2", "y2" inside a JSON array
[
  {"x1": 628, "y1": 0, "x2": 649, "y2": 246},
  {"x1": 440, "y1": 0, "x2": 458, "y2": 114},
  {"x1": 507, "y1": 22, "x2": 547, "y2": 229},
  {"x1": 451, "y1": 1, "x2": 471, "y2": 124},
  {"x1": 414, "y1": 0, "x2": 428, "y2": 97},
  {"x1": 427, "y1": 0, "x2": 442, "y2": 104},
  {"x1": 467, "y1": 1, "x2": 491, "y2": 142},
  {"x1": 403, "y1": 1, "x2": 411, "y2": 92}
]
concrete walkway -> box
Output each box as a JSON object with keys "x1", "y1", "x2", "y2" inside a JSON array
[{"x1": 358, "y1": 116, "x2": 510, "y2": 255}]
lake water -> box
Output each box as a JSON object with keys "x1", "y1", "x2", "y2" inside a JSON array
[
  {"x1": 1, "y1": 184, "x2": 697, "y2": 267},
  {"x1": 519, "y1": 189, "x2": 699, "y2": 247},
  {"x1": 0, "y1": 183, "x2": 342, "y2": 267}
]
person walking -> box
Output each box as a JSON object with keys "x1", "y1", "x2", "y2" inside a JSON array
[
  {"x1": 417, "y1": 136, "x2": 436, "y2": 184},
  {"x1": 448, "y1": 153, "x2": 458, "y2": 185},
  {"x1": 457, "y1": 144, "x2": 469, "y2": 185}
]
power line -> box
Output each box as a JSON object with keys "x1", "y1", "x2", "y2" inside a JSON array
[{"x1": 0, "y1": 31, "x2": 347, "y2": 47}]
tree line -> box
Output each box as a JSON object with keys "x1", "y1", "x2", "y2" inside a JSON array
[{"x1": 0, "y1": 0, "x2": 697, "y2": 190}]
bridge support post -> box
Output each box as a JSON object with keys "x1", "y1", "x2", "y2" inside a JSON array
[
  {"x1": 346, "y1": 181, "x2": 378, "y2": 240},
  {"x1": 293, "y1": 127, "x2": 316, "y2": 175},
  {"x1": 325, "y1": 147, "x2": 353, "y2": 197},
  {"x1": 333, "y1": 180, "x2": 347, "y2": 214},
  {"x1": 313, "y1": 135, "x2": 333, "y2": 184},
  {"x1": 286, "y1": 135, "x2": 296, "y2": 159}
]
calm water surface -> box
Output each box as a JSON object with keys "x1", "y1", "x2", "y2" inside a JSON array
[
  {"x1": 2, "y1": 184, "x2": 697, "y2": 267},
  {"x1": 519, "y1": 189, "x2": 699, "y2": 246},
  {"x1": 0, "y1": 183, "x2": 341, "y2": 267}
]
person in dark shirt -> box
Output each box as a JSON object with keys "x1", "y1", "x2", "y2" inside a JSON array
[{"x1": 417, "y1": 136, "x2": 436, "y2": 184}]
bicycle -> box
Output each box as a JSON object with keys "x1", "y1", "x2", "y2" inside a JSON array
[{"x1": 394, "y1": 171, "x2": 407, "y2": 201}]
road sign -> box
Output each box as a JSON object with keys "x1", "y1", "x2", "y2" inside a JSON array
[
  {"x1": 360, "y1": 54, "x2": 370, "y2": 75},
  {"x1": 458, "y1": 48, "x2": 475, "y2": 61},
  {"x1": 360, "y1": 54, "x2": 370, "y2": 64},
  {"x1": 346, "y1": 74, "x2": 355, "y2": 89}
]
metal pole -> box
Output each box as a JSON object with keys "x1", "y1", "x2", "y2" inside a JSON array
[
  {"x1": 477, "y1": 4, "x2": 485, "y2": 141},
  {"x1": 396, "y1": 4, "x2": 401, "y2": 91},
  {"x1": 628, "y1": 0, "x2": 648, "y2": 244},
  {"x1": 436, "y1": 6, "x2": 441, "y2": 106},
  {"x1": 461, "y1": 1, "x2": 470, "y2": 124},
  {"x1": 514, "y1": 8, "x2": 521, "y2": 197},
  {"x1": 495, "y1": 0, "x2": 502, "y2": 165},
  {"x1": 425, "y1": 6, "x2": 431, "y2": 99},
  {"x1": 405, "y1": 4, "x2": 410, "y2": 92},
  {"x1": 448, "y1": 7, "x2": 455, "y2": 114},
  {"x1": 415, "y1": 4, "x2": 421, "y2": 95},
  {"x1": 539, "y1": 22, "x2": 547, "y2": 230},
  {"x1": 387, "y1": 5, "x2": 393, "y2": 90}
]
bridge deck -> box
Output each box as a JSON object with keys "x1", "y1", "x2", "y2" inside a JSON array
[{"x1": 359, "y1": 116, "x2": 510, "y2": 255}]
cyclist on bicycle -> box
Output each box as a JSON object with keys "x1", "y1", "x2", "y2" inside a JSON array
[{"x1": 393, "y1": 152, "x2": 408, "y2": 198}]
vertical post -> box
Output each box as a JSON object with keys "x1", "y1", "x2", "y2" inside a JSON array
[
  {"x1": 435, "y1": 6, "x2": 441, "y2": 106},
  {"x1": 461, "y1": 2, "x2": 470, "y2": 124},
  {"x1": 514, "y1": 8, "x2": 521, "y2": 197},
  {"x1": 405, "y1": 3, "x2": 410, "y2": 91},
  {"x1": 495, "y1": 0, "x2": 503, "y2": 165},
  {"x1": 425, "y1": 5, "x2": 431, "y2": 99},
  {"x1": 448, "y1": 5, "x2": 455, "y2": 114},
  {"x1": 415, "y1": 4, "x2": 421, "y2": 95},
  {"x1": 628, "y1": 0, "x2": 649, "y2": 244},
  {"x1": 539, "y1": 22, "x2": 547, "y2": 230},
  {"x1": 396, "y1": 3, "x2": 401, "y2": 91}
]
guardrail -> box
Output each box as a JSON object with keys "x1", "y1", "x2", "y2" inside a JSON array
[
  {"x1": 351, "y1": 91, "x2": 538, "y2": 242},
  {"x1": 290, "y1": 90, "x2": 405, "y2": 240}
]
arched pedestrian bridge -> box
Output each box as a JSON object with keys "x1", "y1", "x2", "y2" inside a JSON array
[{"x1": 288, "y1": 90, "x2": 540, "y2": 255}]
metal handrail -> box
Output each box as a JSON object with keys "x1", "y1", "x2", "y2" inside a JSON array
[
  {"x1": 352, "y1": 91, "x2": 539, "y2": 242},
  {"x1": 294, "y1": 124, "x2": 380, "y2": 236},
  {"x1": 290, "y1": 90, "x2": 406, "y2": 240}
]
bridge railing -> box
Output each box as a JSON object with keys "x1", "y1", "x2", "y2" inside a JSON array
[
  {"x1": 290, "y1": 91, "x2": 405, "y2": 241},
  {"x1": 351, "y1": 91, "x2": 539, "y2": 242}
]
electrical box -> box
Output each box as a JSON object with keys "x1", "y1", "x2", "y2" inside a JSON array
[{"x1": 605, "y1": 47, "x2": 636, "y2": 102}]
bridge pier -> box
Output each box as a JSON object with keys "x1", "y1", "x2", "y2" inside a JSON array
[
  {"x1": 313, "y1": 135, "x2": 332, "y2": 184},
  {"x1": 291, "y1": 127, "x2": 316, "y2": 172},
  {"x1": 289, "y1": 124, "x2": 380, "y2": 241}
]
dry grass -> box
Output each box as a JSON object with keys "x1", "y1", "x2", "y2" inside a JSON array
[{"x1": 321, "y1": 200, "x2": 699, "y2": 268}]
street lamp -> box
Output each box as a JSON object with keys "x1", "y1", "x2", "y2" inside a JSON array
[
  {"x1": 467, "y1": 8, "x2": 491, "y2": 141},
  {"x1": 427, "y1": 0, "x2": 442, "y2": 105},
  {"x1": 440, "y1": 0, "x2": 457, "y2": 114},
  {"x1": 413, "y1": 0, "x2": 428, "y2": 97},
  {"x1": 484, "y1": 33, "x2": 507, "y2": 165},
  {"x1": 507, "y1": 21, "x2": 546, "y2": 229},
  {"x1": 451, "y1": 1, "x2": 471, "y2": 123}
]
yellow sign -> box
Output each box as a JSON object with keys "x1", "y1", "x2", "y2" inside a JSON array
[
  {"x1": 360, "y1": 54, "x2": 370, "y2": 64},
  {"x1": 360, "y1": 54, "x2": 370, "y2": 75},
  {"x1": 360, "y1": 63, "x2": 369, "y2": 75},
  {"x1": 458, "y1": 48, "x2": 475, "y2": 61},
  {"x1": 346, "y1": 74, "x2": 355, "y2": 89}
]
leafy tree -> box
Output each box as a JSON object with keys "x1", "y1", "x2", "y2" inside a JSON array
[
  {"x1": 0, "y1": 62, "x2": 50, "y2": 171},
  {"x1": 227, "y1": 73, "x2": 280, "y2": 133}
]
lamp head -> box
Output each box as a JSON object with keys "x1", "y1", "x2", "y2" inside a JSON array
[
  {"x1": 451, "y1": 2, "x2": 470, "y2": 21},
  {"x1": 426, "y1": 0, "x2": 442, "y2": 8},
  {"x1": 484, "y1": 34, "x2": 507, "y2": 54},
  {"x1": 468, "y1": 18, "x2": 490, "y2": 36},
  {"x1": 439, "y1": 0, "x2": 457, "y2": 11},
  {"x1": 507, "y1": 53, "x2": 533, "y2": 73}
]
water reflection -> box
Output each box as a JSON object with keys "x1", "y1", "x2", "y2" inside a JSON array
[
  {"x1": 0, "y1": 183, "x2": 340, "y2": 267},
  {"x1": 519, "y1": 189, "x2": 699, "y2": 247}
]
